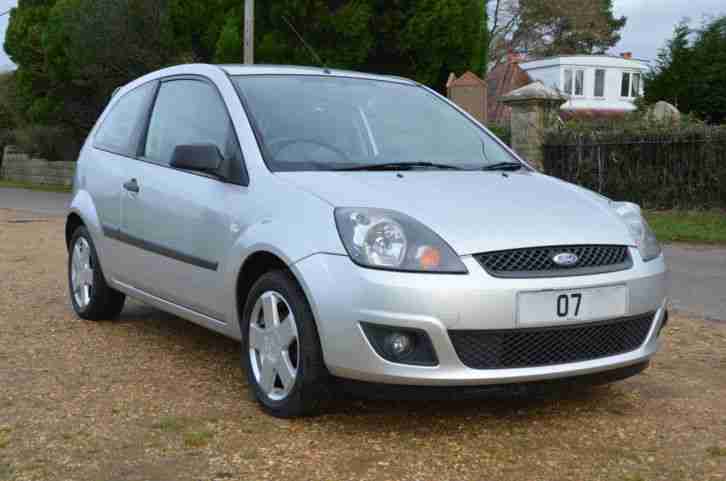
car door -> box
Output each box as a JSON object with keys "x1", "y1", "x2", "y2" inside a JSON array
[
  {"x1": 116, "y1": 77, "x2": 247, "y2": 323},
  {"x1": 88, "y1": 81, "x2": 158, "y2": 281}
]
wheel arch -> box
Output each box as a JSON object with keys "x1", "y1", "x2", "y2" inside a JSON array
[
  {"x1": 236, "y1": 251, "x2": 288, "y2": 323},
  {"x1": 65, "y1": 213, "x2": 85, "y2": 250},
  {"x1": 234, "y1": 250, "x2": 323, "y2": 338}
]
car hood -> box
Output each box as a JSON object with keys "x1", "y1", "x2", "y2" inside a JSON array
[{"x1": 277, "y1": 170, "x2": 635, "y2": 255}]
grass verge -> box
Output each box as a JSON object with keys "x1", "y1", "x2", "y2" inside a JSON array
[
  {"x1": 0, "y1": 179, "x2": 71, "y2": 193},
  {"x1": 645, "y1": 210, "x2": 726, "y2": 245}
]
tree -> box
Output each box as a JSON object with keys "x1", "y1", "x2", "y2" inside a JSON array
[
  {"x1": 471, "y1": 0, "x2": 489, "y2": 77},
  {"x1": 4, "y1": 0, "x2": 58, "y2": 125},
  {"x1": 397, "y1": 0, "x2": 485, "y2": 86},
  {"x1": 645, "y1": 16, "x2": 726, "y2": 123},
  {"x1": 213, "y1": 1, "x2": 374, "y2": 69},
  {"x1": 3, "y1": 0, "x2": 484, "y2": 142},
  {"x1": 688, "y1": 16, "x2": 726, "y2": 123},
  {"x1": 644, "y1": 20, "x2": 692, "y2": 111},
  {"x1": 215, "y1": 0, "x2": 483, "y2": 88},
  {"x1": 520, "y1": 0, "x2": 626, "y2": 56},
  {"x1": 486, "y1": 0, "x2": 627, "y2": 67}
]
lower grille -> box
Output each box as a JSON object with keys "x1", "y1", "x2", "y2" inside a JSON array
[{"x1": 449, "y1": 313, "x2": 654, "y2": 370}]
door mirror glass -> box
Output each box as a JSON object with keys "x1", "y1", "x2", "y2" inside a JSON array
[{"x1": 170, "y1": 144, "x2": 223, "y2": 174}]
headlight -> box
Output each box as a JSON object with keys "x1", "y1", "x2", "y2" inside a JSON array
[
  {"x1": 334, "y1": 208, "x2": 468, "y2": 273},
  {"x1": 611, "y1": 202, "x2": 661, "y2": 262}
]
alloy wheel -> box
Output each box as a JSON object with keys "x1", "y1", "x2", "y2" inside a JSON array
[
  {"x1": 71, "y1": 237, "x2": 94, "y2": 309},
  {"x1": 248, "y1": 291, "x2": 300, "y2": 401}
]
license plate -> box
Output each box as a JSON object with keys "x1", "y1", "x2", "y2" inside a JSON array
[{"x1": 517, "y1": 285, "x2": 628, "y2": 327}]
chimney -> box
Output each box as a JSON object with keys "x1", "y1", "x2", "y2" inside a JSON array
[{"x1": 621, "y1": 52, "x2": 633, "y2": 60}]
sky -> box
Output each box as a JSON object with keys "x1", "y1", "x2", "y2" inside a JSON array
[
  {"x1": 612, "y1": 0, "x2": 725, "y2": 62},
  {"x1": 0, "y1": 0, "x2": 13, "y2": 70},
  {"x1": 0, "y1": 0, "x2": 724, "y2": 70}
]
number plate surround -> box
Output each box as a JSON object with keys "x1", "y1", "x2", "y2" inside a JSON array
[{"x1": 516, "y1": 284, "x2": 629, "y2": 327}]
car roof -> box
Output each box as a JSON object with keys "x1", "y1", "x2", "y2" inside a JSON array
[
  {"x1": 112, "y1": 63, "x2": 420, "y2": 103},
  {"x1": 219, "y1": 64, "x2": 416, "y2": 85}
]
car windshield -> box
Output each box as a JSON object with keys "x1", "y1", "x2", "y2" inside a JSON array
[{"x1": 233, "y1": 75, "x2": 519, "y2": 172}]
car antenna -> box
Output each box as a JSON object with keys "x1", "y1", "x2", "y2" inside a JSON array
[{"x1": 282, "y1": 15, "x2": 331, "y2": 74}]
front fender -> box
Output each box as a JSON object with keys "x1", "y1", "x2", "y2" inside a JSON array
[{"x1": 220, "y1": 202, "x2": 345, "y2": 336}]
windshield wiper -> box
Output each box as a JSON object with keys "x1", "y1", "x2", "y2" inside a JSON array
[
  {"x1": 335, "y1": 161, "x2": 463, "y2": 172},
  {"x1": 481, "y1": 162, "x2": 524, "y2": 172}
]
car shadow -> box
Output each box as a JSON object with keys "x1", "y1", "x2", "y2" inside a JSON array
[{"x1": 114, "y1": 301, "x2": 636, "y2": 424}]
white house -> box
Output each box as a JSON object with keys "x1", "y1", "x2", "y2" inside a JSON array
[{"x1": 518, "y1": 55, "x2": 648, "y2": 116}]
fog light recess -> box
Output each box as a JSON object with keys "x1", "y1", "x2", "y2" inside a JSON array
[{"x1": 360, "y1": 323, "x2": 438, "y2": 366}]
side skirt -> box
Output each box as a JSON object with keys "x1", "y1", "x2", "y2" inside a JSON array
[{"x1": 111, "y1": 279, "x2": 241, "y2": 341}]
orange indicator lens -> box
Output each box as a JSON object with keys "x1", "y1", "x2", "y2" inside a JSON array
[{"x1": 418, "y1": 246, "x2": 442, "y2": 269}]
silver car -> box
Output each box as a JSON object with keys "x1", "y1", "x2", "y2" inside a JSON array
[{"x1": 66, "y1": 64, "x2": 668, "y2": 417}]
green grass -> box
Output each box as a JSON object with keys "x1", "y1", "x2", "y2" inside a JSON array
[
  {"x1": 152, "y1": 416, "x2": 188, "y2": 433},
  {"x1": 0, "y1": 463, "x2": 15, "y2": 480},
  {"x1": 707, "y1": 446, "x2": 726, "y2": 457},
  {"x1": 183, "y1": 430, "x2": 214, "y2": 449},
  {"x1": 0, "y1": 179, "x2": 71, "y2": 193},
  {"x1": 645, "y1": 210, "x2": 726, "y2": 245},
  {"x1": 152, "y1": 416, "x2": 214, "y2": 449}
]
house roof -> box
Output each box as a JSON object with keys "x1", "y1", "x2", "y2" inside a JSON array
[
  {"x1": 519, "y1": 55, "x2": 649, "y2": 72},
  {"x1": 447, "y1": 71, "x2": 486, "y2": 88},
  {"x1": 485, "y1": 61, "x2": 533, "y2": 124}
]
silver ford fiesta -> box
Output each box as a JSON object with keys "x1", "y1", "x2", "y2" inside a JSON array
[{"x1": 66, "y1": 64, "x2": 668, "y2": 417}]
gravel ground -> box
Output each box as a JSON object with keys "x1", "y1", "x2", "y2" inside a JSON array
[{"x1": 1, "y1": 208, "x2": 725, "y2": 481}]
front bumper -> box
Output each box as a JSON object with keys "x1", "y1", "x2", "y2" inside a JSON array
[{"x1": 293, "y1": 250, "x2": 668, "y2": 386}]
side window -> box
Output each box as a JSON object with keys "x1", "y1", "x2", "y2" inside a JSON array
[
  {"x1": 144, "y1": 80, "x2": 239, "y2": 168},
  {"x1": 95, "y1": 82, "x2": 155, "y2": 157}
]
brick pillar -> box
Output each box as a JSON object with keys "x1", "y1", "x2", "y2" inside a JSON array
[
  {"x1": 446, "y1": 71, "x2": 487, "y2": 124},
  {"x1": 501, "y1": 82, "x2": 565, "y2": 171}
]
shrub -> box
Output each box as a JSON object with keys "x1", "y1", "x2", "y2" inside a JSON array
[
  {"x1": 486, "y1": 122, "x2": 511, "y2": 146},
  {"x1": 11, "y1": 125, "x2": 81, "y2": 162}
]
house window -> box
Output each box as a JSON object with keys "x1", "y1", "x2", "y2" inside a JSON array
[
  {"x1": 631, "y1": 73, "x2": 641, "y2": 97},
  {"x1": 563, "y1": 70, "x2": 573, "y2": 95},
  {"x1": 621, "y1": 72, "x2": 642, "y2": 98},
  {"x1": 594, "y1": 69, "x2": 606, "y2": 97},
  {"x1": 574, "y1": 70, "x2": 584, "y2": 96},
  {"x1": 563, "y1": 69, "x2": 585, "y2": 96},
  {"x1": 621, "y1": 72, "x2": 631, "y2": 97}
]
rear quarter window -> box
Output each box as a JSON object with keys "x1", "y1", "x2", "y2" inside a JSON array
[{"x1": 94, "y1": 82, "x2": 156, "y2": 157}]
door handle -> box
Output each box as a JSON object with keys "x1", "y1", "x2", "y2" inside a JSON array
[{"x1": 123, "y1": 179, "x2": 140, "y2": 193}]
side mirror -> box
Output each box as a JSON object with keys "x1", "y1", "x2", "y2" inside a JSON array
[{"x1": 170, "y1": 144, "x2": 223, "y2": 174}]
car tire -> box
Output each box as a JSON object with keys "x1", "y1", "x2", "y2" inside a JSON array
[
  {"x1": 241, "y1": 269, "x2": 329, "y2": 418},
  {"x1": 68, "y1": 226, "x2": 126, "y2": 321}
]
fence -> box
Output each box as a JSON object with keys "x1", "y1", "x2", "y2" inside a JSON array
[{"x1": 543, "y1": 130, "x2": 726, "y2": 210}]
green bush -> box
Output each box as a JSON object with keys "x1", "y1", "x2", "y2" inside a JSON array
[
  {"x1": 486, "y1": 123, "x2": 511, "y2": 146},
  {"x1": 11, "y1": 125, "x2": 81, "y2": 162}
]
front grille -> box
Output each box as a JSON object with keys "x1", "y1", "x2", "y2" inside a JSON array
[
  {"x1": 449, "y1": 313, "x2": 654, "y2": 370},
  {"x1": 475, "y1": 245, "x2": 631, "y2": 278}
]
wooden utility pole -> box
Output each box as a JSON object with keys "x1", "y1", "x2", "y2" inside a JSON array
[{"x1": 243, "y1": 0, "x2": 254, "y2": 64}]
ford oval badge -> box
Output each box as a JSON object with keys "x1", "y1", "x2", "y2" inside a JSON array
[{"x1": 553, "y1": 252, "x2": 579, "y2": 267}]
